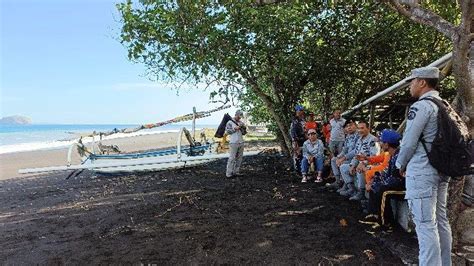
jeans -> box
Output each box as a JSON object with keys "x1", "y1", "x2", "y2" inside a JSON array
[
  {"x1": 329, "y1": 140, "x2": 344, "y2": 156},
  {"x1": 301, "y1": 156, "x2": 324, "y2": 175}
]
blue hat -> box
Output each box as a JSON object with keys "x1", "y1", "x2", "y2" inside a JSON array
[
  {"x1": 295, "y1": 105, "x2": 304, "y2": 111},
  {"x1": 380, "y1": 129, "x2": 401, "y2": 144}
]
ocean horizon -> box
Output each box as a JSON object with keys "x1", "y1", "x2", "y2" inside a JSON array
[{"x1": 0, "y1": 123, "x2": 218, "y2": 154}]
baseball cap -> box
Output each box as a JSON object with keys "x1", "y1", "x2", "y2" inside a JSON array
[
  {"x1": 406, "y1": 66, "x2": 440, "y2": 82},
  {"x1": 380, "y1": 129, "x2": 401, "y2": 144}
]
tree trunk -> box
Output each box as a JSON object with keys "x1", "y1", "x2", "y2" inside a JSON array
[
  {"x1": 249, "y1": 83, "x2": 293, "y2": 155},
  {"x1": 449, "y1": 2, "x2": 474, "y2": 250},
  {"x1": 451, "y1": 36, "x2": 473, "y2": 126},
  {"x1": 274, "y1": 128, "x2": 290, "y2": 155},
  {"x1": 268, "y1": 110, "x2": 292, "y2": 156}
]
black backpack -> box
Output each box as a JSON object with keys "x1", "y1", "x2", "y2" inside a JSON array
[
  {"x1": 214, "y1": 113, "x2": 233, "y2": 138},
  {"x1": 419, "y1": 97, "x2": 473, "y2": 178},
  {"x1": 215, "y1": 113, "x2": 247, "y2": 138}
]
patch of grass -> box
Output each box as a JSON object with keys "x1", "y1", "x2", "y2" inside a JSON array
[{"x1": 244, "y1": 134, "x2": 276, "y2": 141}]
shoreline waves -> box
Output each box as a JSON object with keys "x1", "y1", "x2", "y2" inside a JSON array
[{"x1": 0, "y1": 124, "x2": 215, "y2": 154}]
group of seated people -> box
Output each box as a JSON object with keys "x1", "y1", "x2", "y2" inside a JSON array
[{"x1": 290, "y1": 106, "x2": 406, "y2": 229}]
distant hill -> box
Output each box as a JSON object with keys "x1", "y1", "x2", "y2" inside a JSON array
[{"x1": 0, "y1": 115, "x2": 32, "y2": 125}]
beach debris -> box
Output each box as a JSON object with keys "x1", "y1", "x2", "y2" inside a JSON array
[
  {"x1": 99, "y1": 225, "x2": 134, "y2": 239},
  {"x1": 155, "y1": 195, "x2": 201, "y2": 218},
  {"x1": 256, "y1": 240, "x2": 272, "y2": 248},
  {"x1": 371, "y1": 223, "x2": 381, "y2": 229},
  {"x1": 339, "y1": 218, "x2": 348, "y2": 227},
  {"x1": 363, "y1": 249, "x2": 376, "y2": 260},
  {"x1": 289, "y1": 197, "x2": 297, "y2": 202},
  {"x1": 262, "y1": 221, "x2": 282, "y2": 227},
  {"x1": 275, "y1": 206, "x2": 324, "y2": 216},
  {"x1": 365, "y1": 230, "x2": 376, "y2": 236},
  {"x1": 320, "y1": 254, "x2": 354, "y2": 264},
  {"x1": 272, "y1": 187, "x2": 284, "y2": 199},
  {"x1": 358, "y1": 220, "x2": 378, "y2": 225}
]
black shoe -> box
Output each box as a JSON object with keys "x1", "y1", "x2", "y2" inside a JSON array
[
  {"x1": 234, "y1": 173, "x2": 244, "y2": 177},
  {"x1": 381, "y1": 224, "x2": 394, "y2": 233}
]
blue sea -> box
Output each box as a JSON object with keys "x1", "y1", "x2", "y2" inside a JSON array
[{"x1": 0, "y1": 124, "x2": 217, "y2": 154}]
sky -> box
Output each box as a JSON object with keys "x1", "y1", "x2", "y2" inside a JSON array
[{"x1": 0, "y1": 0, "x2": 236, "y2": 125}]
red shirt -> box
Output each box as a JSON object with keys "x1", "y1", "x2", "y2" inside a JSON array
[
  {"x1": 305, "y1": 121, "x2": 318, "y2": 132},
  {"x1": 323, "y1": 124, "x2": 331, "y2": 142}
]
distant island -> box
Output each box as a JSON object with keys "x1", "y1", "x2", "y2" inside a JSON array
[{"x1": 0, "y1": 115, "x2": 32, "y2": 125}]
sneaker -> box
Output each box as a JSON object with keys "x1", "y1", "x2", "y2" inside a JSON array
[
  {"x1": 336, "y1": 183, "x2": 347, "y2": 193},
  {"x1": 301, "y1": 175, "x2": 308, "y2": 183},
  {"x1": 315, "y1": 176, "x2": 323, "y2": 183},
  {"x1": 234, "y1": 173, "x2": 244, "y2": 177},
  {"x1": 336, "y1": 186, "x2": 346, "y2": 193},
  {"x1": 340, "y1": 185, "x2": 355, "y2": 197},
  {"x1": 326, "y1": 181, "x2": 340, "y2": 189},
  {"x1": 339, "y1": 189, "x2": 354, "y2": 197},
  {"x1": 349, "y1": 190, "x2": 365, "y2": 201}
]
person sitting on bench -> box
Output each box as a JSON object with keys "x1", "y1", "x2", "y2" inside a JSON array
[
  {"x1": 301, "y1": 129, "x2": 325, "y2": 183},
  {"x1": 363, "y1": 129, "x2": 405, "y2": 228}
]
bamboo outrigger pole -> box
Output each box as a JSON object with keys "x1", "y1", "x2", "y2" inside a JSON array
[{"x1": 342, "y1": 52, "x2": 452, "y2": 117}]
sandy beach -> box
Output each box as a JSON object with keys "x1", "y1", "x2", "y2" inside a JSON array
[
  {"x1": 0, "y1": 132, "x2": 182, "y2": 180},
  {"x1": 0, "y1": 151, "x2": 413, "y2": 264}
]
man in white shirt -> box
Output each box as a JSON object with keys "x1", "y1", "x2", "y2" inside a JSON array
[
  {"x1": 225, "y1": 110, "x2": 246, "y2": 178},
  {"x1": 329, "y1": 110, "x2": 346, "y2": 157}
]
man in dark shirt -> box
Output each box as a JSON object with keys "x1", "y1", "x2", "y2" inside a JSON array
[
  {"x1": 290, "y1": 105, "x2": 306, "y2": 173},
  {"x1": 364, "y1": 129, "x2": 404, "y2": 227}
]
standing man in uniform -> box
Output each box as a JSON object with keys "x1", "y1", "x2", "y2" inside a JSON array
[
  {"x1": 329, "y1": 110, "x2": 346, "y2": 157},
  {"x1": 225, "y1": 110, "x2": 246, "y2": 178},
  {"x1": 396, "y1": 66, "x2": 451, "y2": 266}
]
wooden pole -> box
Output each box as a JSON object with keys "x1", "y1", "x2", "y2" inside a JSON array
[
  {"x1": 397, "y1": 106, "x2": 410, "y2": 133},
  {"x1": 192, "y1": 106, "x2": 196, "y2": 141},
  {"x1": 389, "y1": 113, "x2": 393, "y2": 129},
  {"x1": 369, "y1": 104, "x2": 375, "y2": 130}
]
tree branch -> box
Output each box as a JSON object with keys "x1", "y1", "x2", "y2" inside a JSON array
[{"x1": 385, "y1": 0, "x2": 457, "y2": 41}]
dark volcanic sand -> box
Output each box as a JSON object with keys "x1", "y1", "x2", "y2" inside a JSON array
[{"x1": 0, "y1": 152, "x2": 412, "y2": 265}]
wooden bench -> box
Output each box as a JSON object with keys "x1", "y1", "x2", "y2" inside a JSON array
[{"x1": 381, "y1": 190, "x2": 415, "y2": 232}]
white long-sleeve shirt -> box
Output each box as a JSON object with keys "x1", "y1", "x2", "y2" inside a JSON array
[
  {"x1": 225, "y1": 119, "x2": 245, "y2": 144},
  {"x1": 302, "y1": 139, "x2": 324, "y2": 159}
]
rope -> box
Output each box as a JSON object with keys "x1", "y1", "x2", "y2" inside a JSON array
[{"x1": 86, "y1": 105, "x2": 230, "y2": 138}]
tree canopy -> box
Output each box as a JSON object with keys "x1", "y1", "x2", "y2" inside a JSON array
[{"x1": 117, "y1": 0, "x2": 455, "y2": 152}]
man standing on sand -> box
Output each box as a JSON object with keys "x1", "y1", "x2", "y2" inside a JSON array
[
  {"x1": 225, "y1": 110, "x2": 247, "y2": 178},
  {"x1": 290, "y1": 105, "x2": 306, "y2": 173},
  {"x1": 396, "y1": 66, "x2": 452, "y2": 266},
  {"x1": 329, "y1": 110, "x2": 346, "y2": 157}
]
